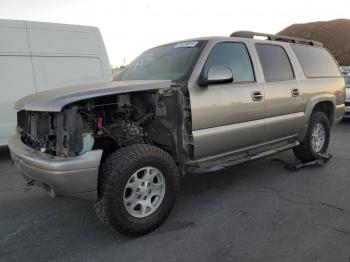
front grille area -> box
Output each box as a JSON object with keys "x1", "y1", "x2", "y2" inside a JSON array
[
  {"x1": 17, "y1": 109, "x2": 84, "y2": 157},
  {"x1": 17, "y1": 110, "x2": 56, "y2": 152}
]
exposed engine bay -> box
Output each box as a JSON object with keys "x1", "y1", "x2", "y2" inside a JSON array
[{"x1": 17, "y1": 88, "x2": 193, "y2": 164}]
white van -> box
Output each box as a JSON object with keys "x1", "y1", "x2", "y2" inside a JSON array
[{"x1": 0, "y1": 19, "x2": 112, "y2": 146}]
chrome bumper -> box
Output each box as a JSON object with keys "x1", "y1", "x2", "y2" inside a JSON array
[{"x1": 8, "y1": 134, "x2": 103, "y2": 199}]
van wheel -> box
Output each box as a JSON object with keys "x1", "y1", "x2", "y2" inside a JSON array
[
  {"x1": 94, "y1": 144, "x2": 180, "y2": 236},
  {"x1": 293, "y1": 111, "x2": 330, "y2": 163}
]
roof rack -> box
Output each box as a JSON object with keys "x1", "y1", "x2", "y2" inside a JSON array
[{"x1": 230, "y1": 31, "x2": 323, "y2": 47}]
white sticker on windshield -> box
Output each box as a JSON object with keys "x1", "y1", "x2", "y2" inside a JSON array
[{"x1": 174, "y1": 41, "x2": 198, "y2": 48}]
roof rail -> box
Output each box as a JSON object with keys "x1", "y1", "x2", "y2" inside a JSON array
[{"x1": 230, "y1": 31, "x2": 323, "y2": 47}]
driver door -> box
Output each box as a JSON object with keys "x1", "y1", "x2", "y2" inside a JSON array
[{"x1": 189, "y1": 41, "x2": 266, "y2": 159}]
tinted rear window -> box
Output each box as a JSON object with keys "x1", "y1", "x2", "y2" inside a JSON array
[
  {"x1": 256, "y1": 44, "x2": 294, "y2": 82},
  {"x1": 291, "y1": 45, "x2": 340, "y2": 78}
]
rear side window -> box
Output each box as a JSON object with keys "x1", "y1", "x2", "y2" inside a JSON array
[
  {"x1": 291, "y1": 45, "x2": 341, "y2": 78},
  {"x1": 256, "y1": 44, "x2": 294, "y2": 82},
  {"x1": 204, "y1": 42, "x2": 255, "y2": 82}
]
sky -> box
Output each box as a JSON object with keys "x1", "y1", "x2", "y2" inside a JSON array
[{"x1": 0, "y1": 0, "x2": 349, "y2": 66}]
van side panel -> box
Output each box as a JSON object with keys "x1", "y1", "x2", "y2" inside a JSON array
[
  {"x1": 32, "y1": 57, "x2": 106, "y2": 91},
  {"x1": 0, "y1": 57, "x2": 37, "y2": 145},
  {"x1": 26, "y1": 21, "x2": 112, "y2": 91},
  {"x1": 0, "y1": 20, "x2": 36, "y2": 146},
  {"x1": 0, "y1": 20, "x2": 30, "y2": 54},
  {"x1": 26, "y1": 22, "x2": 103, "y2": 55}
]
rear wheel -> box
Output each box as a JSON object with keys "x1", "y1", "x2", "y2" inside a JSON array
[
  {"x1": 94, "y1": 144, "x2": 180, "y2": 236},
  {"x1": 293, "y1": 111, "x2": 330, "y2": 162}
]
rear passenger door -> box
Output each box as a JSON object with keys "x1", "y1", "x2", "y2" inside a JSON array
[
  {"x1": 255, "y1": 44, "x2": 305, "y2": 142},
  {"x1": 189, "y1": 42, "x2": 266, "y2": 159}
]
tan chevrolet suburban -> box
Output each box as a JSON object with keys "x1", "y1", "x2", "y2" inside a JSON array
[{"x1": 9, "y1": 31, "x2": 345, "y2": 236}]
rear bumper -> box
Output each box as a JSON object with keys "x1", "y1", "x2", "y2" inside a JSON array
[{"x1": 8, "y1": 134, "x2": 102, "y2": 199}]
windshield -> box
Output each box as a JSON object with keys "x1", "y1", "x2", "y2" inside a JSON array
[{"x1": 117, "y1": 41, "x2": 205, "y2": 82}]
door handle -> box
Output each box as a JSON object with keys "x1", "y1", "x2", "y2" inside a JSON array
[
  {"x1": 251, "y1": 91, "x2": 264, "y2": 101},
  {"x1": 291, "y1": 88, "x2": 300, "y2": 97}
]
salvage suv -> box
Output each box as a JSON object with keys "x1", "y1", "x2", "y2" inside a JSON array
[{"x1": 9, "y1": 31, "x2": 345, "y2": 236}]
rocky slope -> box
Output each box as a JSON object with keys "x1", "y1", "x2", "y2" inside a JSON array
[{"x1": 278, "y1": 19, "x2": 350, "y2": 65}]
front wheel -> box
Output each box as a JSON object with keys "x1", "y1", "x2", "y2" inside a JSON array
[
  {"x1": 293, "y1": 111, "x2": 330, "y2": 163},
  {"x1": 94, "y1": 144, "x2": 180, "y2": 236}
]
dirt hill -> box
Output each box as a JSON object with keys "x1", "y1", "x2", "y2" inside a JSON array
[{"x1": 278, "y1": 19, "x2": 350, "y2": 66}]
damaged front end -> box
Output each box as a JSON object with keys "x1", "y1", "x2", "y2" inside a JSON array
[
  {"x1": 10, "y1": 83, "x2": 193, "y2": 198},
  {"x1": 17, "y1": 108, "x2": 84, "y2": 157},
  {"x1": 17, "y1": 87, "x2": 193, "y2": 165}
]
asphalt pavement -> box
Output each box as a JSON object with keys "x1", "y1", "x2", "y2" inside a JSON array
[{"x1": 1, "y1": 121, "x2": 350, "y2": 262}]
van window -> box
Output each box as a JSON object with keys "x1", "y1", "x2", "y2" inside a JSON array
[
  {"x1": 291, "y1": 45, "x2": 341, "y2": 78},
  {"x1": 256, "y1": 44, "x2": 294, "y2": 82},
  {"x1": 204, "y1": 42, "x2": 255, "y2": 82}
]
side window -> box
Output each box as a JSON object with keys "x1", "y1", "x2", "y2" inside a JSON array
[
  {"x1": 256, "y1": 44, "x2": 294, "y2": 82},
  {"x1": 204, "y1": 42, "x2": 255, "y2": 82},
  {"x1": 291, "y1": 45, "x2": 341, "y2": 78}
]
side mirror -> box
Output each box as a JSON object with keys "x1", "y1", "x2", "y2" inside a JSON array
[{"x1": 198, "y1": 65, "x2": 233, "y2": 87}]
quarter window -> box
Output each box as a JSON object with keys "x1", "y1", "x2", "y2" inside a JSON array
[
  {"x1": 256, "y1": 44, "x2": 294, "y2": 81},
  {"x1": 291, "y1": 45, "x2": 341, "y2": 78},
  {"x1": 204, "y1": 42, "x2": 255, "y2": 82}
]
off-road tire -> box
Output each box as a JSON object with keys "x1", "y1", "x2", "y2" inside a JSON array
[
  {"x1": 293, "y1": 111, "x2": 330, "y2": 163},
  {"x1": 94, "y1": 144, "x2": 180, "y2": 236}
]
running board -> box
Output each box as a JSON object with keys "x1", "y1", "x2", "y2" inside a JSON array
[{"x1": 186, "y1": 140, "x2": 299, "y2": 174}]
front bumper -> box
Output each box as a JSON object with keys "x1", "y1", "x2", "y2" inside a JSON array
[{"x1": 8, "y1": 134, "x2": 103, "y2": 199}]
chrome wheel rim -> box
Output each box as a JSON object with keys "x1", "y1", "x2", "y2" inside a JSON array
[
  {"x1": 311, "y1": 123, "x2": 326, "y2": 153},
  {"x1": 123, "y1": 166, "x2": 166, "y2": 218}
]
